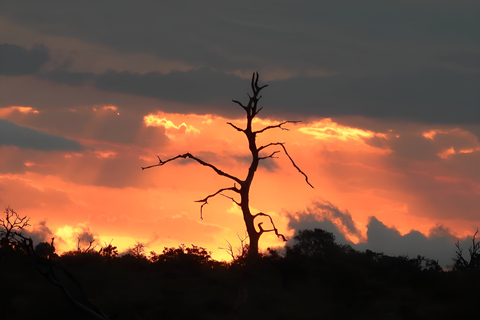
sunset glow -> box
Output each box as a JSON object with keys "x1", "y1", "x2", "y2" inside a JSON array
[
  {"x1": 1, "y1": 2, "x2": 479, "y2": 267},
  {"x1": 2, "y1": 107, "x2": 479, "y2": 263}
]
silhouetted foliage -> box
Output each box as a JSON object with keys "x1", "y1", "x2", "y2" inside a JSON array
[
  {"x1": 150, "y1": 244, "x2": 214, "y2": 273},
  {"x1": 220, "y1": 232, "x2": 250, "y2": 266},
  {"x1": 0, "y1": 206, "x2": 30, "y2": 250},
  {"x1": 99, "y1": 242, "x2": 118, "y2": 260},
  {"x1": 453, "y1": 228, "x2": 480, "y2": 271},
  {"x1": 34, "y1": 239, "x2": 56, "y2": 259},
  {"x1": 288, "y1": 228, "x2": 340, "y2": 259},
  {"x1": 130, "y1": 241, "x2": 146, "y2": 258},
  {"x1": 5, "y1": 210, "x2": 480, "y2": 320}
]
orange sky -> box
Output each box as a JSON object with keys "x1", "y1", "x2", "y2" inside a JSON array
[{"x1": 2, "y1": 105, "x2": 479, "y2": 262}]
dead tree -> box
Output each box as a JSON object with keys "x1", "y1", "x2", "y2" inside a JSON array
[
  {"x1": 454, "y1": 228, "x2": 480, "y2": 270},
  {"x1": 143, "y1": 72, "x2": 313, "y2": 260},
  {"x1": 1, "y1": 208, "x2": 110, "y2": 319},
  {"x1": 0, "y1": 206, "x2": 30, "y2": 248}
]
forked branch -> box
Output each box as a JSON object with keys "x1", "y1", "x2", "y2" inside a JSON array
[
  {"x1": 258, "y1": 142, "x2": 314, "y2": 188},
  {"x1": 254, "y1": 120, "x2": 301, "y2": 135},
  {"x1": 253, "y1": 212, "x2": 287, "y2": 241},
  {"x1": 142, "y1": 152, "x2": 242, "y2": 185},
  {"x1": 232, "y1": 72, "x2": 268, "y2": 117},
  {"x1": 195, "y1": 186, "x2": 241, "y2": 219}
]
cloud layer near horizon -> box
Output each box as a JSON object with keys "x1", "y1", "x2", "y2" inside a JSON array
[{"x1": 287, "y1": 201, "x2": 474, "y2": 268}]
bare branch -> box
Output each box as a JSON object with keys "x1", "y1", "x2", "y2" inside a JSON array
[
  {"x1": 142, "y1": 152, "x2": 243, "y2": 185},
  {"x1": 254, "y1": 120, "x2": 301, "y2": 135},
  {"x1": 252, "y1": 72, "x2": 268, "y2": 94},
  {"x1": 195, "y1": 186, "x2": 240, "y2": 219},
  {"x1": 259, "y1": 150, "x2": 280, "y2": 160},
  {"x1": 455, "y1": 240, "x2": 469, "y2": 267},
  {"x1": 1, "y1": 206, "x2": 31, "y2": 243},
  {"x1": 220, "y1": 193, "x2": 241, "y2": 207},
  {"x1": 257, "y1": 142, "x2": 314, "y2": 188},
  {"x1": 227, "y1": 122, "x2": 244, "y2": 132},
  {"x1": 232, "y1": 99, "x2": 248, "y2": 112},
  {"x1": 253, "y1": 212, "x2": 287, "y2": 241}
]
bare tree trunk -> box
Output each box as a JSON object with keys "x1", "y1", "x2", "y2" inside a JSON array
[{"x1": 142, "y1": 72, "x2": 313, "y2": 260}]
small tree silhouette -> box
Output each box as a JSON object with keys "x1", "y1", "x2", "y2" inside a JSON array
[
  {"x1": 34, "y1": 238, "x2": 56, "y2": 259},
  {"x1": 453, "y1": 228, "x2": 480, "y2": 270},
  {"x1": 143, "y1": 73, "x2": 313, "y2": 260},
  {"x1": 0, "y1": 206, "x2": 30, "y2": 249},
  {"x1": 130, "y1": 241, "x2": 146, "y2": 258},
  {"x1": 99, "y1": 241, "x2": 118, "y2": 260}
]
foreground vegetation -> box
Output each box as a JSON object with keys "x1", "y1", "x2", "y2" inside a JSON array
[{"x1": 2, "y1": 220, "x2": 480, "y2": 319}]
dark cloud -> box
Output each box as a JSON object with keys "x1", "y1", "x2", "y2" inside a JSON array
[
  {"x1": 356, "y1": 217, "x2": 459, "y2": 268},
  {"x1": 34, "y1": 67, "x2": 480, "y2": 125},
  {"x1": 0, "y1": 119, "x2": 83, "y2": 151},
  {"x1": 24, "y1": 220, "x2": 54, "y2": 246},
  {"x1": 287, "y1": 200, "x2": 365, "y2": 244},
  {"x1": 1, "y1": 1, "x2": 478, "y2": 124},
  {"x1": 266, "y1": 71, "x2": 480, "y2": 124},
  {"x1": 39, "y1": 69, "x2": 95, "y2": 86},
  {"x1": 2, "y1": 1, "x2": 478, "y2": 76},
  {"x1": 0, "y1": 43, "x2": 49, "y2": 75},
  {"x1": 76, "y1": 226, "x2": 96, "y2": 245},
  {"x1": 94, "y1": 68, "x2": 246, "y2": 105},
  {"x1": 287, "y1": 211, "x2": 352, "y2": 248}
]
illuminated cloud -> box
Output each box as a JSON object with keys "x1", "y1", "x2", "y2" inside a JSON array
[
  {"x1": 144, "y1": 113, "x2": 200, "y2": 138},
  {"x1": 0, "y1": 106, "x2": 39, "y2": 118},
  {"x1": 95, "y1": 151, "x2": 117, "y2": 159},
  {"x1": 54, "y1": 224, "x2": 99, "y2": 252},
  {"x1": 299, "y1": 118, "x2": 386, "y2": 143},
  {"x1": 24, "y1": 161, "x2": 35, "y2": 167}
]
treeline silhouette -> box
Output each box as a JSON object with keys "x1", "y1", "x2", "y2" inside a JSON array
[{"x1": 2, "y1": 208, "x2": 480, "y2": 319}]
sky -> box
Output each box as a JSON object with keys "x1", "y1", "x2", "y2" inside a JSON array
[{"x1": 0, "y1": 1, "x2": 479, "y2": 266}]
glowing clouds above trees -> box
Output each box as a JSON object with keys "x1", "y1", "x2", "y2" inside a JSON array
[
  {"x1": 143, "y1": 113, "x2": 200, "y2": 137},
  {"x1": 299, "y1": 118, "x2": 386, "y2": 143}
]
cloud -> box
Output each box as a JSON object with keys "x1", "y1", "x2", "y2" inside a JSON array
[
  {"x1": 0, "y1": 43, "x2": 49, "y2": 75},
  {"x1": 30, "y1": 66, "x2": 480, "y2": 125},
  {"x1": 287, "y1": 202, "x2": 468, "y2": 267},
  {"x1": 39, "y1": 68, "x2": 95, "y2": 86},
  {"x1": 265, "y1": 72, "x2": 480, "y2": 124},
  {"x1": 2, "y1": 1, "x2": 478, "y2": 77},
  {"x1": 94, "y1": 68, "x2": 246, "y2": 106},
  {"x1": 0, "y1": 119, "x2": 83, "y2": 151},
  {"x1": 23, "y1": 220, "x2": 54, "y2": 246},
  {"x1": 287, "y1": 200, "x2": 365, "y2": 244},
  {"x1": 356, "y1": 217, "x2": 459, "y2": 268},
  {"x1": 0, "y1": 175, "x2": 74, "y2": 211},
  {"x1": 1, "y1": 1, "x2": 478, "y2": 125}
]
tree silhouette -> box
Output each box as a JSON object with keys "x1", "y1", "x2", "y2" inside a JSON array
[
  {"x1": 288, "y1": 228, "x2": 339, "y2": 258},
  {"x1": 0, "y1": 206, "x2": 30, "y2": 249},
  {"x1": 130, "y1": 241, "x2": 146, "y2": 258},
  {"x1": 34, "y1": 238, "x2": 56, "y2": 259},
  {"x1": 99, "y1": 241, "x2": 118, "y2": 260},
  {"x1": 143, "y1": 72, "x2": 313, "y2": 260},
  {"x1": 453, "y1": 228, "x2": 480, "y2": 270}
]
